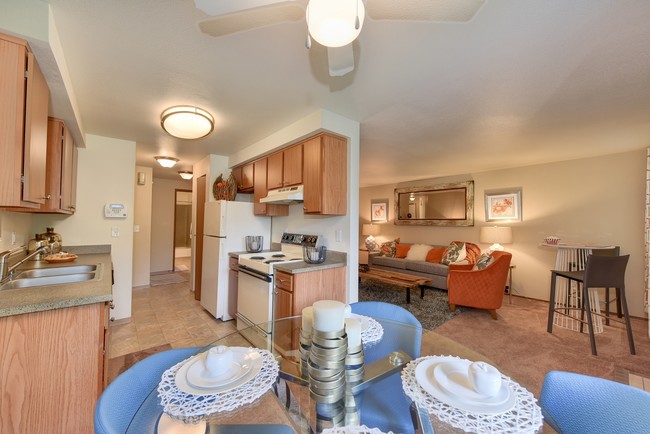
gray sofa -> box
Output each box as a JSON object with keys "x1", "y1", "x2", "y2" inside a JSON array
[{"x1": 368, "y1": 244, "x2": 457, "y2": 290}]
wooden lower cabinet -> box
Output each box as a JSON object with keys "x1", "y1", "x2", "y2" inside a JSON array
[
  {"x1": 0, "y1": 302, "x2": 109, "y2": 433},
  {"x1": 273, "y1": 267, "x2": 346, "y2": 320}
]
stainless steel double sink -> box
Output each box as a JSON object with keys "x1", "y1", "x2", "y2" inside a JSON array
[{"x1": 0, "y1": 263, "x2": 101, "y2": 290}]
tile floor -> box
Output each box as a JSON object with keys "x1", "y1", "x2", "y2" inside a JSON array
[{"x1": 108, "y1": 258, "x2": 236, "y2": 359}]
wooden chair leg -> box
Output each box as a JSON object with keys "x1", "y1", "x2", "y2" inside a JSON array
[
  {"x1": 449, "y1": 304, "x2": 456, "y2": 313},
  {"x1": 488, "y1": 309, "x2": 497, "y2": 320}
]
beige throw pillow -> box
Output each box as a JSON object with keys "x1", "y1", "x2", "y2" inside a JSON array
[{"x1": 405, "y1": 244, "x2": 432, "y2": 261}]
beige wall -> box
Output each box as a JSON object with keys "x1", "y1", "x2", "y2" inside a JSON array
[
  {"x1": 0, "y1": 211, "x2": 33, "y2": 252},
  {"x1": 150, "y1": 177, "x2": 193, "y2": 273},
  {"x1": 360, "y1": 149, "x2": 647, "y2": 318},
  {"x1": 32, "y1": 134, "x2": 136, "y2": 320},
  {"x1": 133, "y1": 166, "x2": 152, "y2": 286}
]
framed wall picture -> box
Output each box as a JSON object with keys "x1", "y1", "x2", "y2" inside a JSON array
[
  {"x1": 371, "y1": 199, "x2": 389, "y2": 222},
  {"x1": 485, "y1": 190, "x2": 522, "y2": 222}
]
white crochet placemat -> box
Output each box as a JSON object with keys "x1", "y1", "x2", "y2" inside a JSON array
[
  {"x1": 401, "y1": 356, "x2": 543, "y2": 434},
  {"x1": 322, "y1": 425, "x2": 393, "y2": 434},
  {"x1": 157, "y1": 348, "x2": 279, "y2": 424},
  {"x1": 359, "y1": 315, "x2": 383, "y2": 345}
]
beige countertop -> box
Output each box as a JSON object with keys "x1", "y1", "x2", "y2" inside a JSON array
[{"x1": 0, "y1": 251, "x2": 113, "y2": 318}]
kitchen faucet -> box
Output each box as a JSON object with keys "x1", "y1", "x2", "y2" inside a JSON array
[{"x1": 0, "y1": 245, "x2": 50, "y2": 282}]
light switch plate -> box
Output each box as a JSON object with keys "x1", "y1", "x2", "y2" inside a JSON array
[{"x1": 111, "y1": 227, "x2": 120, "y2": 237}]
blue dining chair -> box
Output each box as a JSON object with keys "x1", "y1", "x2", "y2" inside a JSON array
[
  {"x1": 351, "y1": 301, "x2": 423, "y2": 433},
  {"x1": 539, "y1": 370, "x2": 650, "y2": 434},
  {"x1": 94, "y1": 347, "x2": 199, "y2": 434}
]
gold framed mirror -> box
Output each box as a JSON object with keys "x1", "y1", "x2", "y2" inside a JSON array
[{"x1": 394, "y1": 180, "x2": 474, "y2": 226}]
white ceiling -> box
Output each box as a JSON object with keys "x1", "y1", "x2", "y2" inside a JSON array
[{"x1": 36, "y1": 0, "x2": 650, "y2": 185}]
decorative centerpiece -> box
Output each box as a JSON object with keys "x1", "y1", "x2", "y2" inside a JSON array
[{"x1": 212, "y1": 173, "x2": 237, "y2": 201}]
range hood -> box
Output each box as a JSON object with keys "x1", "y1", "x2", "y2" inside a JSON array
[{"x1": 260, "y1": 185, "x2": 304, "y2": 205}]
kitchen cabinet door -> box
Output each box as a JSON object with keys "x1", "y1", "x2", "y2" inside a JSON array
[
  {"x1": 282, "y1": 143, "x2": 303, "y2": 187},
  {"x1": 267, "y1": 151, "x2": 284, "y2": 190},
  {"x1": 0, "y1": 34, "x2": 49, "y2": 208},
  {"x1": 35, "y1": 118, "x2": 77, "y2": 214},
  {"x1": 302, "y1": 133, "x2": 347, "y2": 215},
  {"x1": 232, "y1": 163, "x2": 253, "y2": 193},
  {"x1": 253, "y1": 158, "x2": 288, "y2": 217}
]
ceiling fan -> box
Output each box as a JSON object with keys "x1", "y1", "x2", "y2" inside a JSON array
[{"x1": 193, "y1": 0, "x2": 485, "y2": 77}]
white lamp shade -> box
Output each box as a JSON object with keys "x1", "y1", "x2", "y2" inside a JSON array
[
  {"x1": 362, "y1": 224, "x2": 380, "y2": 236},
  {"x1": 480, "y1": 226, "x2": 513, "y2": 244},
  {"x1": 161, "y1": 106, "x2": 214, "y2": 139},
  {"x1": 307, "y1": 0, "x2": 365, "y2": 48}
]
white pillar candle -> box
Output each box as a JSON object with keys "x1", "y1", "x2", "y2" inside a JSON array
[
  {"x1": 302, "y1": 306, "x2": 314, "y2": 334},
  {"x1": 344, "y1": 304, "x2": 352, "y2": 318},
  {"x1": 345, "y1": 318, "x2": 362, "y2": 349},
  {"x1": 312, "y1": 300, "x2": 346, "y2": 332}
]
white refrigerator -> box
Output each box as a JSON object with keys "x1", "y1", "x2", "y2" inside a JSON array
[{"x1": 201, "y1": 200, "x2": 271, "y2": 320}]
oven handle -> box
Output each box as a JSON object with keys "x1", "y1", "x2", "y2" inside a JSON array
[{"x1": 238, "y1": 265, "x2": 273, "y2": 283}]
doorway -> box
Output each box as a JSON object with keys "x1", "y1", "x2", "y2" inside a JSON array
[{"x1": 173, "y1": 189, "x2": 192, "y2": 273}]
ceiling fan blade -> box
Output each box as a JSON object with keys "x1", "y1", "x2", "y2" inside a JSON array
[
  {"x1": 194, "y1": 0, "x2": 300, "y2": 17},
  {"x1": 366, "y1": 0, "x2": 486, "y2": 22},
  {"x1": 327, "y1": 44, "x2": 355, "y2": 77},
  {"x1": 198, "y1": 3, "x2": 305, "y2": 38}
]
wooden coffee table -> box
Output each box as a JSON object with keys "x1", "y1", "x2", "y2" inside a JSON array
[{"x1": 359, "y1": 268, "x2": 431, "y2": 303}]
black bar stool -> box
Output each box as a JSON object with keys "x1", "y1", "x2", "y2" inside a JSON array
[{"x1": 547, "y1": 254, "x2": 635, "y2": 356}]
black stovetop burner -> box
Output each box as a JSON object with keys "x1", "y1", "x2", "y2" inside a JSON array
[
  {"x1": 272, "y1": 253, "x2": 286, "y2": 258},
  {"x1": 249, "y1": 256, "x2": 265, "y2": 260}
]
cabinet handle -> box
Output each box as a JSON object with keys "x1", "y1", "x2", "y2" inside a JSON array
[
  {"x1": 39, "y1": 195, "x2": 51, "y2": 200},
  {"x1": 69, "y1": 206, "x2": 76, "y2": 210},
  {"x1": 109, "y1": 302, "x2": 115, "y2": 309},
  {"x1": 273, "y1": 290, "x2": 278, "y2": 295}
]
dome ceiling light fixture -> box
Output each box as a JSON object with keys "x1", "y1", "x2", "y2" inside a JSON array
[
  {"x1": 178, "y1": 171, "x2": 194, "y2": 180},
  {"x1": 160, "y1": 105, "x2": 214, "y2": 139},
  {"x1": 306, "y1": 0, "x2": 365, "y2": 48},
  {"x1": 154, "y1": 156, "x2": 179, "y2": 168}
]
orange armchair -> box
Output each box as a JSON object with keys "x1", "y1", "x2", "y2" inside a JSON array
[{"x1": 447, "y1": 251, "x2": 512, "y2": 320}]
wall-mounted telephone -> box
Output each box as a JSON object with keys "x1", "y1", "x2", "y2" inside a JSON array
[{"x1": 104, "y1": 203, "x2": 127, "y2": 218}]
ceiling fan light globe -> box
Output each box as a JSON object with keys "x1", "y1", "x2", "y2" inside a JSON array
[{"x1": 307, "y1": 0, "x2": 365, "y2": 48}]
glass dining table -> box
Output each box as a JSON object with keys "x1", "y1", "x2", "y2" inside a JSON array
[{"x1": 125, "y1": 316, "x2": 501, "y2": 434}]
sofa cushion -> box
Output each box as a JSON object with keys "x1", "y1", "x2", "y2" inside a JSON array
[
  {"x1": 426, "y1": 247, "x2": 446, "y2": 263},
  {"x1": 474, "y1": 253, "x2": 493, "y2": 270},
  {"x1": 379, "y1": 238, "x2": 400, "y2": 257},
  {"x1": 405, "y1": 244, "x2": 432, "y2": 261},
  {"x1": 456, "y1": 241, "x2": 481, "y2": 264},
  {"x1": 405, "y1": 260, "x2": 449, "y2": 276},
  {"x1": 371, "y1": 255, "x2": 407, "y2": 269},
  {"x1": 395, "y1": 243, "x2": 411, "y2": 258},
  {"x1": 441, "y1": 242, "x2": 467, "y2": 265}
]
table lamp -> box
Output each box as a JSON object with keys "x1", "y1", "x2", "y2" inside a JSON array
[
  {"x1": 480, "y1": 226, "x2": 512, "y2": 253},
  {"x1": 362, "y1": 224, "x2": 380, "y2": 251}
]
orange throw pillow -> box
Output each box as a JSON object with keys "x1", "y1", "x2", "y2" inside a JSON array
[
  {"x1": 395, "y1": 244, "x2": 411, "y2": 258},
  {"x1": 426, "y1": 247, "x2": 446, "y2": 263}
]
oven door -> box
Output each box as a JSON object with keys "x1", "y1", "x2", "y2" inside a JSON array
[{"x1": 237, "y1": 265, "x2": 273, "y2": 334}]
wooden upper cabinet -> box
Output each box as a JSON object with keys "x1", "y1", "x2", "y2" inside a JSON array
[
  {"x1": 253, "y1": 157, "x2": 288, "y2": 217},
  {"x1": 0, "y1": 34, "x2": 49, "y2": 208},
  {"x1": 37, "y1": 118, "x2": 77, "y2": 214},
  {"x1": 232, "y1": 162, "x2": 253, "y2": 192},
  {"x1": 267, "y1": 144, "x2": 303, "y2": 190},
  {"x1": 267, "y1": 151, "x2": 284, "y2": 190},
  {"x1": 303, "y1": 133, "x2": 347, "y2": 215},
  {"x1": 283, "y1": 144, "x2": 303, "y2": 187}
]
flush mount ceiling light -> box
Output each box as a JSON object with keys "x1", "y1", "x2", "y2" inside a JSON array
[
  {"x1": 154, "y1": 156, "x2": 179, "y2": 168},
  {"x1": 178, "y1": 171, "x2": 194, "y2": 180},
  {"x1": 306, "y1": 0, "x2": 365, "y2": 48},
  {"x1": 160, "y1": 105, "x2": 214, "y2": 139}
]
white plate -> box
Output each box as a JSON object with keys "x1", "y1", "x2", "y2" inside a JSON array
[
  {"x1": 414, "y1": 357, "x2": 516, "y2": 414},
  {"x1": 433, "y1": 360, "x2": 509, "y2": 405},
  {"x1": 349, "y1": 313, "x2": 370, "y2": 332},
  {"x1": 185, "y1": 358, "x2": 248, "y2": 389},
  {"x1": 175, "y1": 347, "x2": 263, "y2": 395}
]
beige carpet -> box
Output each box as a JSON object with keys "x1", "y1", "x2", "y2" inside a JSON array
[{"x1": 430, "y1": 296, "x2": 650, "y2": 399}]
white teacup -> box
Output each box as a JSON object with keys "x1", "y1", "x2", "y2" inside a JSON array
[
  {"x1": 467, "y1": 361, "x2": 502, "y2": 397},
  {"x1": 204, "y1": 346, "x2": 233, "y2": 377}
]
